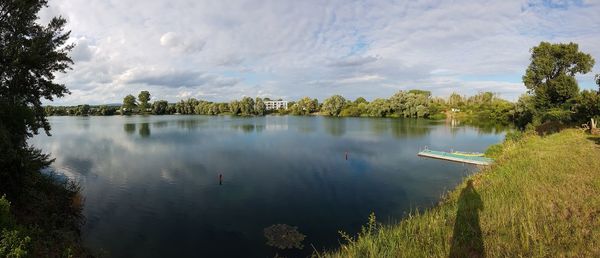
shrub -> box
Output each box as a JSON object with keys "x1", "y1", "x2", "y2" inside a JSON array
[
  {"x1": 0, "y1": 230, "x2": 31, "y2": 258},
  {"x1": 0, "y1": 196, "x2": 10, "y2": 229}
]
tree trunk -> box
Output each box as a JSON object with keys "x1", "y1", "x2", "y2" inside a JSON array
[{"x1": 591, "y1": 118, "x2": 600, "y2": 135}]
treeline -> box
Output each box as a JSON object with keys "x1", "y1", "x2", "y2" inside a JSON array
[
  {"x1": 44, "y1": 42, "x2": 600, "y2": 132},
  {"x1": 44, "y1": 89, "x2": 518, "y2": 122}
]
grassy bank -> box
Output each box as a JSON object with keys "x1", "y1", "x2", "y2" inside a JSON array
[{"x1": 320, "y1": 129, "x2": 600, "y2": 257}]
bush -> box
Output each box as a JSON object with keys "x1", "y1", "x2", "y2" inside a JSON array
[
  {"x1": 504, "y1": 131, "x2": 525, "y2": 142},
  {"x1": 484, "y1": 144, "x2": 504, "y2": 158},
  {"x1": 0, "y1": 230, "x2": 31, "y2": 258},
  {"x1": 541, "y1": 108, "x2": 572, "y2": 123},
  {"x1": 0, "y1": 196, "x2": 10, "y2": 229},
  {"x1": 429, "y1": 113, "x2": 446, "y2": 120},
  {"x1": 0, "y1": 196, "x2": 31, "y2": 258}
]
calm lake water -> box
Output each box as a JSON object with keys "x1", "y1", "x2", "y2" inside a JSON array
[{"x1": 30, "y1": 115, "x2": 506, "y2": 257}]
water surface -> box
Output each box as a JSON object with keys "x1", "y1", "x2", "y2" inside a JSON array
[{"x1": 30, "y1": 115, "x2": 506, "y2": 257}]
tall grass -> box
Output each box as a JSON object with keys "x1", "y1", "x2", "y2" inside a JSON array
[{"x1": 318, "y1": 129, "x2": 600, "y2": 257}]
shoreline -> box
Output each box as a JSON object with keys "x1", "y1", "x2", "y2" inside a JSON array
[{"x1": 320, "y1": 129, "x2": 600, "y2": 257}]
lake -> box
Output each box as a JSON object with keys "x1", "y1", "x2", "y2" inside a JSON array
[{"x1": 30, "y1": 115, "x2": 506, "y2": 257}]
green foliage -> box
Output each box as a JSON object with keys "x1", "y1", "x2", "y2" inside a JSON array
[
  {"x1": 511, "y1": 94, "x2": 536, "y2": 129},
  {"x1": 541, "y1": 108, "x2": 572, "y2": 123},
  {"x1": 0, "y1": 196, "x2": 30, "y2": 258},
  {"x1": 354, "y1": 97, "x2": 368, "y2": 105},
  {"x1": 573, "y1": 90, "x2": 600, "y2": 123},
  {"x1": 523, "y1": 42, "x2": 595, "y2": 109},
  {"x1": 0, "y1": 230, "x2": 30, "y2": 258},
  {"x1": 0, "y1": 0, "x2": 73, "y2": 142},
  {"x1": 0, "y1": 196, "x2": 11, "y2": 229},
  {"x1": 483, "y1": 143, "x2": 504, "y2": 157},
  {"x1": 122, "y1": 94, "x2": 137, "y2": 113},
  {"x1": 448, "y1": 92, "x2": 464, "y2": 108},
  {"x1": 176, "y1": 98, "x2": 198, "y2": 114},
  {"x1": 367, "y1": 98, "x2": 391, "y2": 117},
  {"x1": 408, "y1": 89, "x2": 431, "y2": 97},
  {"x1": 75, "y1": 104, "x2": 90, "y2": 116},
  {"x1": 339, "y1": 104, "x2": 362, "y2": 117},
  {"x1": 504, "y1": 130, "x2": 526, "y2": 142},
  {"x1": 138, "y1": 91, "x2": 151, "y2": 113},
  {"x1": 152, "y1": 100, "x2": 169, "y2": 115},
  {"x1": 322, "y1": 95, "x2": 346, "y2": 116},
  {"x1": 97, "y1": 105, "x2": 117, "y2": 116},
  {"x1": 388, "y1": 91, "x2": 430, "y2": 118},
  {"x1": 229, "y1": 100, "x2": 241, "y2": 115},
  {"x1": 291, "y1": 97, "x2": 318, "y2": 115},
  {"x1": 239, "y1": 97, "x2": 255, "y2": 116},
  {"x1": 254, "y1": 98, "x2": 266, "y2": 116},
  {"x1": 429, "y1": 113, "x2": 446, "y2": 120},
  {"x1": 0, "y1": 1, "x2": 88, "y2": 255}
]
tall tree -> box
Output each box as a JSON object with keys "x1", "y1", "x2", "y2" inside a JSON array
[
  {"x1": 152, "y1": 100, "x2": 169, "y2": 115},
  {"x1": 354, "y1": 97, "x2": 368, "y2": 105},
  {"x1": 239, "y1": 97, "x2": 255, "y2": 116},
  {"x1": 523, "y1": 42, "x2": 595, "y2": 109},
  {"x1": 138, "y1": 91, "x2": 151, "y2": 113},
  {"x1": 448, "y1": 93, "x2": 463, "y2": 108},
  {"x1": 122, "y1": 95, "x2": 137, "y2": 114},
  {"x1": 293, "y1": 97, "x2": 317, "y2": 115},
  {"x1": 1, "y1": 0, "x2": 73, "y2": 185},
  {"x1": 254, "y1": 97, "x2": 266, "y2": 116},
  {"x1": 229, "y1": 100, "x2": 241, "y2": 115},
  {"x1": 322, "y1": 95, "x2": 346, "y2": 116}
]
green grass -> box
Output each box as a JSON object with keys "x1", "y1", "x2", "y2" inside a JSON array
[{"x1": 318, "y1": 129, "x2": 600, "y2": 257}]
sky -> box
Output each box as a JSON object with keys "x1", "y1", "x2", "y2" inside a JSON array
[{"x1": 39, "y1": 0, "x2": 600, "y2": 105}]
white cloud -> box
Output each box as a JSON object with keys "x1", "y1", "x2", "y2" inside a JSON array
[
  {"x1": 337, "y1": 75, "x2": 385, "y2": 84},
  {"x1": 41, "y1": 0, "x2": 600, "y2": 105}
]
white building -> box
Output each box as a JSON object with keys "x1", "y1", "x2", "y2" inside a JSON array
[{"x1": 264, "y1": 100, "x2": 288, "y2": 110}]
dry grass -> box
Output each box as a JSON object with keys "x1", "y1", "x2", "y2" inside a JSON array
[{"x1": 318, "y1": 129, "x2": 600, "y2": 258}]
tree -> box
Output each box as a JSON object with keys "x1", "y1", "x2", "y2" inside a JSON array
[
  {"x1": 152, "y1": 100, "x2": 169, "y2": 115},
  {"x1": 138, "y1": 91, "x2": 151, "y2": 113},
  {"x1": 122, "y1": 95, "x2": 137, "y2": 114},
  {"x1": 354, "y1": 97, "x2": 368, "y2": 105},
  {"x1": 367, "y1": 98, "x2": 390, "y2": 117},
  {"x1": 511, "y1": 94, "x2": 536, "y2": 128},
  {"x1": 292, "y1": 97, "x2": 318, "y2": 115},
  {"x1": 0, "y1": 0, "x2": 73, "y2": 186},
  {"x1": 448, "y1": 93, "x2": 464, "y2": 108},
  {"x1": 388, "y1": 91, "x2": 430, "y2": 117},
  {"x1": 322, "y1": 95, "x2": 346, "y2": 116},
  {"x1": 523, "y1": 42, "x2": 595, "y2": 109},
  {"x1": 0, "y1": 0, "x2": 73, "y2": 144},
  {"x1": 239, "y1": 97, "x2": 255, "y2": 116},
  {"x1": 254, "y1": 97, "x2": 266, "y2": 115},
  {"x1": 76, "y1": 104, "x2": 90, "y2": 116},
  {"x1": 408, "y1": 89, "x2": 431, "y2": 97},
  {"x1": 98, "y1": 105, "x2": 116, "y2": 116},
  {"x1": 229, "y1": 100, "x2": 241, "y2": 115},
  {"x1": 0, "y1": 2, "x2": 88, "y2": 255}
]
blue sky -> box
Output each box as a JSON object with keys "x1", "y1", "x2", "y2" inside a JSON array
[{"x1": 40, "y1": 0, "x2": 600, "y2": 105}]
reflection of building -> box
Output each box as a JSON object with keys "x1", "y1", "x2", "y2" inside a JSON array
[{"x1": 265, "y1": 100, "x2": 288, "y2": 110}]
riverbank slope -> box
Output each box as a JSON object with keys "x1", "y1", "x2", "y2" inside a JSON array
[{"x1": 321, "y1": 129, "x2": 600, "y2": 257}]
